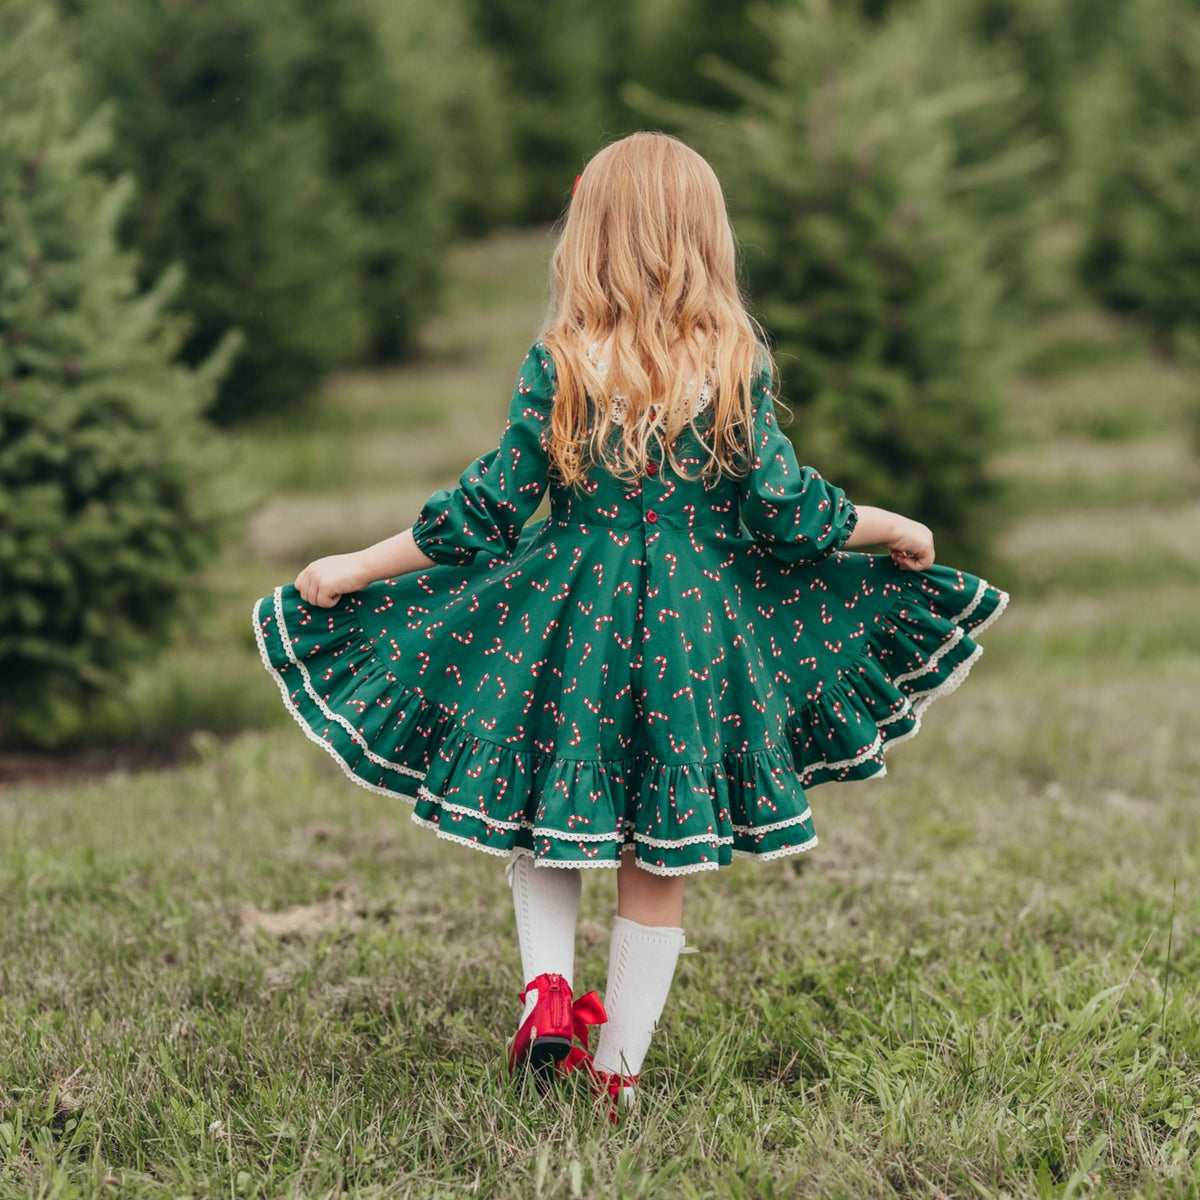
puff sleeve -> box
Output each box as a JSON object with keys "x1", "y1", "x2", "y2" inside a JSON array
[
  {"x1": 737, "y1": 370, "x2": 858, "y2": 564},
  {"x1": 411, "y1": 343, "x2": 556, "y2": 565}
]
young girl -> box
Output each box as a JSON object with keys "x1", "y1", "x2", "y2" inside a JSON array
[{"x1": 253, "y1": 132, "x2": 1007, "y2": 1111}]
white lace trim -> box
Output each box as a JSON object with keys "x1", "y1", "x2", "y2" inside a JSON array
[
  {"x1": 271, "y1": 588, "x2": 425, "y2": 780},
  {"x1": 253, "y1": 598, "x2": 426, "y2": 804},
  {"x1": 892, "y1": 624, "x2": 965, "y2": 686},
  {"x1": 964, "y1": 587, "x2": 1010, "y2": 638},
  {"x1": 802, "y1": 643, "x2": 984, "y2": 785},
  {"x1": 409, "y1": 812, "x2": 513, "y2": 859},
  {"x1": 432, "y1": 795, "x2": 525, "y2": 832},
  {"x1": 950, "y1": 577, "x2": 988, "y2": 626},
  {"x1": 633, "y1": 830, "x2": 733, "y2": 849},
  {"x1": 730, "y1": 808, "x2": 813, "y2": 837},
  {"x1": 632, "y1": 858, "x2": 723, "y2": 877},
  {"x1": 587, "y1": 344, "x2": 712, "y2": 425},
  {"x1": 731, "y1": 833, "x2": 820, "y2": 863}
]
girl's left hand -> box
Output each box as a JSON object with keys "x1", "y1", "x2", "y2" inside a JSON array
[
  {"x1": 295, "y1": 553, "x2": 371, "y2": 608},
  {"x1": 886, "y1": 516, "x2": 935, "y2": 571}
]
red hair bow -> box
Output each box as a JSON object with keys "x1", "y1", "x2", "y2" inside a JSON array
[{"x1": 572, "y1": 173, "x2": 582, "y2": 197}]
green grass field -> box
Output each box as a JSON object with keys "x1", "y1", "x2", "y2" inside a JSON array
[{"x1": 2, "y1": 230, "x2": 1198, "y2": 1198}]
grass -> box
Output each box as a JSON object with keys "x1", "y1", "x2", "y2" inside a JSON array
[{"x1": 2, "y1": 229, "x2": 1199, "y2": 1198}]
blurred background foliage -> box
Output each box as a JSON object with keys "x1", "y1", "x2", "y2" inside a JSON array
[{"x1": 2, "y1": 0, "x2": 1200, "y2": 745}]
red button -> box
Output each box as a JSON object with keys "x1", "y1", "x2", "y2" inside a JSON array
[
  {"x1": 646, "y1": 461, "x2": 658, "y2": 476},
  {"x1": 646, "y1": 510, "x2": 659, "y2": 524}
]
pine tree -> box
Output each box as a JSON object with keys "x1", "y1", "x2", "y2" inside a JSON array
[
  {"x1": 1080, "y1": 0, "x2": 1200, "y2": 347},
  {"x1": 639, "y1": 1, "x2": 1011, "y2": 558},
  {"x1": 0, "y1": 3, "x2": 236, "y2": 743},
  {"x1": 66, "y1": 0, "x2": 369, "y2": 421}
]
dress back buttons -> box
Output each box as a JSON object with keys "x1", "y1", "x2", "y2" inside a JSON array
[
  {"x1": 646, "y1": 510, "x2": 659, "y2": 524},
  {"x1": 646, "y1": 461, "x2": 659, "y2": 476}
]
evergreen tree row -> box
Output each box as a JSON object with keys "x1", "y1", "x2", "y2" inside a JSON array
[
  {"x1": 59, "y1": 0, "x2": 520, "y2": 421},
  {"x1": 0, "y1": 3, "x2": 237, "y2": 741}
]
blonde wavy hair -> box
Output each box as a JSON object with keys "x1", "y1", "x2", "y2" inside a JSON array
[{"x1": 541, "y1": 132, "x2": 772, "y2": 487}]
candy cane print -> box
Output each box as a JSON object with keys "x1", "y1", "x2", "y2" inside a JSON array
[
  {"x1": 581, "y1": 696, "x2": 602, "y2": 714},
  {"x1": 667, "y1": 733, "x2": 689, "y2": 756},
  {"x1": 757, "y1": 603, "x2": 776, "y2": 620},
  {"x1": 372, "y1": 595, "x2": 394, "y2": 615},
  {"x1": 749, "y1": 698, "x2": 767, "y2": 714},
  {"x1": 613, "y1": 630, "x2": 634, "y2": 650},
  {"x1": 672, "y1": 685, "x2": 695, "y2": 702},
  {"x1": 654, "y1": 655, "x2": 668, "y2": 680},
  {"x1": 388, "y1": 637, "x2": 403, "y2": 662},
  {"x1": 416, "y1": 651, "x2": 431, "y2": 676},
  {"x1": 645, "y1": 710, "x2": 670, "y2": 724},
  {"x1": 579, "y1": 641, "x2": 593, "y2": 665},
  {"x1": 503, "y1": 648, "x2": 524, "y2": 664},
  {"x1": 711, "y1": 645, "x2": 726, "y2": 665},
  {"x1": 821, "y1": 601, "x2": 835, "y2": 626},
  {"x1": 567, "y1": 721, "x2": 583, "y2": 748},
  {"x1": 823, "y1": 639, "x2": 843, "y2": 654},
  {"x1": 503, "y1": 726, "x2": 526, "y2": 745},
  {"x1": 551, "y1": 585, "x2": 571, "y2": 602},
  {"x1": 701, "y1": 567, "x2": 721, "y2": 582},
  {"x1": 663, "y1": 552, "x2": 677, "y2": 578},
  {"x1": 688, "y1": 665, "x2": 710, "y2": 681},
  {"x1": 792, "y1": 620, "x2": 806, "y2": 644},
  {"x1": 529, "y1": 658, "x2": 547, "y2": 676},
  {"x1": 658, "y1": 608, "x2": 682, "y2": 622},
  {"x1": 607, "y1": 531, "x2": 630, "y2": 547},
  {"x1": 594, "y1": 614, "x2": 613, "y2": 632},
  {"x1": 681, "y1": 587, "x2": 702, "y2": 601},
  {"x1": 702, "y1": 611, "x2": 714, "y2": 634},
  {"x1": 450, "y1": 630, "x2": 474, "y2": 644},
  {"x1": 542, "y1": 617, "x2": 561, "y2": 641},
  {"x1": 494, "y1": 677, "x2": 507, "y2": 699},
  {"x1": 482, "y1": 637, "x2": 504, "y2": 656},
  {"x1": 809, "y1": 576, "x2": 829, "y2": 592},
  {"x1": 495, "y1": 601, "x2": 510, "y2": 627},
  {"x1": 521, "y1": 689, "x2": 536, "y2": 715}
]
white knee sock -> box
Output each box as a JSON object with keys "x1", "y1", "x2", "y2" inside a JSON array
[
  {"x1": 592, "y1": 915, "x2": 685, "y2": 1085},
  {"x1": 508, "y1": 853, "x2": 581, "y2": 1022}
]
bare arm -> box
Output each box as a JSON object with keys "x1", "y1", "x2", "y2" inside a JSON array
[
  {"x1": 844, "y1": 505, "x2": 935, "y2": 570},
  {"x1": 295, "y1": 529, "x2": 436, "y2": 608}
]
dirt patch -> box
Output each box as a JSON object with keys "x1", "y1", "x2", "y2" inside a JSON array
[
  {"x1": 236, "y1": 883, "x2": 395, "y2": 940},
  {"x1": 0, "y1": 735, "x2": 200, "y2": 793}
]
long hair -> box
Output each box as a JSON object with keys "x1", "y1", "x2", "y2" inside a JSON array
[{"x1": 541, "y1": 132, "x2": 771, "y2": 487}]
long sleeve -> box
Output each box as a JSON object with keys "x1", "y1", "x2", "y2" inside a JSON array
[
  {"x1": 411, "y1": 343, "x2": 556, "y2": 565},
  {"x1": 737, "y1": 369, "x2": 858, "y2": 564}
]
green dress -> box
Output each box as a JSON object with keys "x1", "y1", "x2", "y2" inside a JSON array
[{"x1": 253, "y1": 342, "x2": 1007, "y2": 876}]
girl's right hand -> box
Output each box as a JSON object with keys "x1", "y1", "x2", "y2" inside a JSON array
[
  {"x1": 887, "y1": 516, "x2": 935, "y2": 571},
  {"x1": 295, "y1": 552, "x2": 372, "y2": 608}
]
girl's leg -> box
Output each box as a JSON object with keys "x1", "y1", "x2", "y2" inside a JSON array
[
  {"x1": 591, "y1": 849, "x2": 686, "y2": 1089},
  {"x1": 508, "y1": 853, "x2": 581, "y2": 1020}
]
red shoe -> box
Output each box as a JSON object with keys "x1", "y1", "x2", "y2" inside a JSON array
[
  {"x1": 508, "y1": 974, "x2": 607, "y2": 1085},
  {"x1": 587, "y1": 1065, "x2": 638, "y2": 1121}
]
